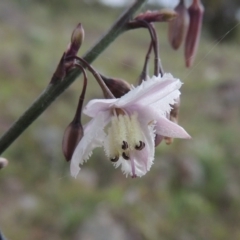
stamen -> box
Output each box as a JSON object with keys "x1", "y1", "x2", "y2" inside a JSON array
[
  {"x1": 122, "y1": 152, "x2": 130, "y2": 160},
  {"x1": 122, "y1": 141, "x2": 128, "y2": 150},
  {"x1": 135, "y1": 141, "x2": 145, "y2": 150},
  {"x1": 105, "y1": 110, "x2": 145, "y2": 168},
  {"x1": 110, "y1": 156, "x2": 119, "y2": 162}
]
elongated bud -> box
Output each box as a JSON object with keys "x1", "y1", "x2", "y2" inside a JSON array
[
  {"x1": 168, "y1": 0, "x2": 189, "y2": 50},
  {"x1": 66, "y1": 23, "x2": 85, "y2": 57},
  {"x1": 62, "y1": 121, "x2": 83, "y2": 162},
  {"x1": 0, "y1": 157, "x2": 8, "y2": 169},
  {"x1": 164, "y1": 98, "x2": 180, "y2": 145},
  {"x1": 135, "y1": 9, "x2": 176, "y2": 23},
  {"x1": 50, "y1": 24, "x2": 84, "y2": 85},
  {"x1": 101, "y1": 75, "x2": 131, "y2": 98},
  {"x1": 185, "y1": 0, "x2": 204, "y2": 67}
]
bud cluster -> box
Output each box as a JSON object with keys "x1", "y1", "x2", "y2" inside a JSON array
[{"x1": 168, "y1": 0, "x2": 204, "y2": 67}]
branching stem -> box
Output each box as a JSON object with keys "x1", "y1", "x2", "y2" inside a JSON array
[{"x1": 0, "y1": 0, "x2": 147, "y2": 154}]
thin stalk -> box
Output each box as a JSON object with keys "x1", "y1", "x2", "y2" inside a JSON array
[
  {"x1": 138, "y1": 41, "x2": 152, "y2": 84},
  {"x1": 151, "y1": 24, "x2": 164, "y2": 76},
  {"x1": 126, "y1": 20, "x2": 164, "y2": 76},
  {"x1": 72, "y1": 64, "x2": 87, "y2": 124},
  {"x1": 67, "y1": 56, "x2": 115, "y2": 99}
]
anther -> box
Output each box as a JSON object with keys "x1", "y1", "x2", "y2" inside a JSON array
[
  {"x1": 135, "y1": 141, "x2": 145, "y2": 150},
  {"x1": 122, "y1": 141, "x2": 128, "y2": 150},
  {"x1": 122, "y1": 152, "x2": 130, "y2": 160},
  {"x1": 110, "y1": 156, "x2": 119, "y2": 162}
]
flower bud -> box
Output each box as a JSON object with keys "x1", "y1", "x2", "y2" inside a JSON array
[
  {"x1": 135, "y1": 9, "x2": 177, "y2": 23},
  {"x1": 62, "y1": 121, "x2": 84, "y2": 162},
  {"x1": 66, "y1": 23, "x2": 85, "y2": 57},
  {"x1": 62, "y1": 65, "x2": 87, "y2": 162},
  {"x1": 168, "y1": 0, "x2": 189, "y2": 50},
  {"x1": 0, "y1": 157, "x2": 8, "y2": 169},
  {"x1": 101, "y1": 75, "x2": 131, "y2": 98},
  {"x1": 185, "y1": 0, "x2": 204, "y2": 67}
]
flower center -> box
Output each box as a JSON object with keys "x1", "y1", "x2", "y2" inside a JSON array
[{"x1": 105, "y1": 109, "x2": 145, "y2": 162}]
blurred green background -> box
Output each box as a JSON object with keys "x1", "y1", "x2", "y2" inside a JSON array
[{"x1": 0, "y1": 0, "x2": 240, "y2": 239}]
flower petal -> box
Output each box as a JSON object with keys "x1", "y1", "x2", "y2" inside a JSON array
[
  {"x1": 70, "y1": 111, "x2": 110, "y2": 177},
  {"x1": 130, "y1": 105, "x2": 190, "y2": 139},
  {"x1": 150, "y1": 89, "x2": 181, "y2": 115},
  {"x1": 155, "y1": 115, "x2": 191, "y2": 138},
  {"x1": 115, "y1": 73, "x2": 182, "y2": 108},
  {"x1": 83, "y1": 98, "x2": 116, "y2": 117}
]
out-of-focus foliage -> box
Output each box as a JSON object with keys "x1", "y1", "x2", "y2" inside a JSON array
[
  {"x1": 202, "y1": 0, "x2": 240, "y2": 42},
  {"x1": 0, "y1": 0, "x2": 240, "y2": 239}
]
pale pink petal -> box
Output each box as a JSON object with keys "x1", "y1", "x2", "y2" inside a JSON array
[
  {"x1": 150, "y1": 88, "x2": 181, "y2": 115},
  {"x1": 130, "y1": 123, "x2": 156, "y2": 177},
  {"x1": 83, "y1": 98, "x2": 116, "y2": 117},
  {"x1": 155, "y1": 115, "x2": 191, "y2": 138},
  {"x1": 70, "y1": 111, "x2": 110, "y2": 177},
  {"x1": 113, "y1": 156, "x2": 131, "y2": 176},
  {"x1": 127, "y1": 105, "x2": 157, "y2": 125},
  {"x1": 130, "y1": 105, "x2": 190, "y2": 139},
  {"x1": 115, "y1": 74, "x2": 182, "y2": 108}
]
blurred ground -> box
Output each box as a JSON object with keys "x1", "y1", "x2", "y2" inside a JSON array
[{"x1": 0, "y1": 1, "x2": 240, "y2": 240}]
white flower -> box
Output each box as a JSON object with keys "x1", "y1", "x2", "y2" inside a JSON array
[{"x1": 70, "y1": 74, "x2": 190, "y2": 178}]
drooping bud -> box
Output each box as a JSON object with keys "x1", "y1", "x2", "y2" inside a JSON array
[
  {"x1": 185, "y1": 0, "x2": 204, "y2": 67},
  {"x1": 62, "y1": 65, "x2": 87, "y2": 162},
  {"x1": 101, "y1": 75, "x2": 131, "y2": 98},
  {"x1": 168, "y1": 0, "x2": 189, "y2": 50},
  {"x1": 62, "y1": 120, "x2": 84, "y2": 162},
  {"x1": 164, "y1": 98, "x2": 180, "y2": 145},
  {"x1": 0, "y1": 157, "x2": 8, "y2": 169},
  {"x1": 135, "y1": 9, "x2": 177, "y2": 23},
  {"x1": 66, "y1": 23, "x2": 85, "y2": 57}
]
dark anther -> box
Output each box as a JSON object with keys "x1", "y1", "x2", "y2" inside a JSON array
[
  {"x1": 122, "y1": 141, "x2": 128, "y2": 150},
  {"x1": 122, "y1": 152, "x2": 130, "y2": 160},
  {"x1": 110, "y1": 156, "x2": 119, "y2": 162},
  {"x1": 135, "y1": 141, "x2": 145, "y2": 150}
]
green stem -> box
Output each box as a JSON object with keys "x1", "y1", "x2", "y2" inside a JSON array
[{"x1": 0, "y1": 0, "x2": 147, "y2": 154}]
